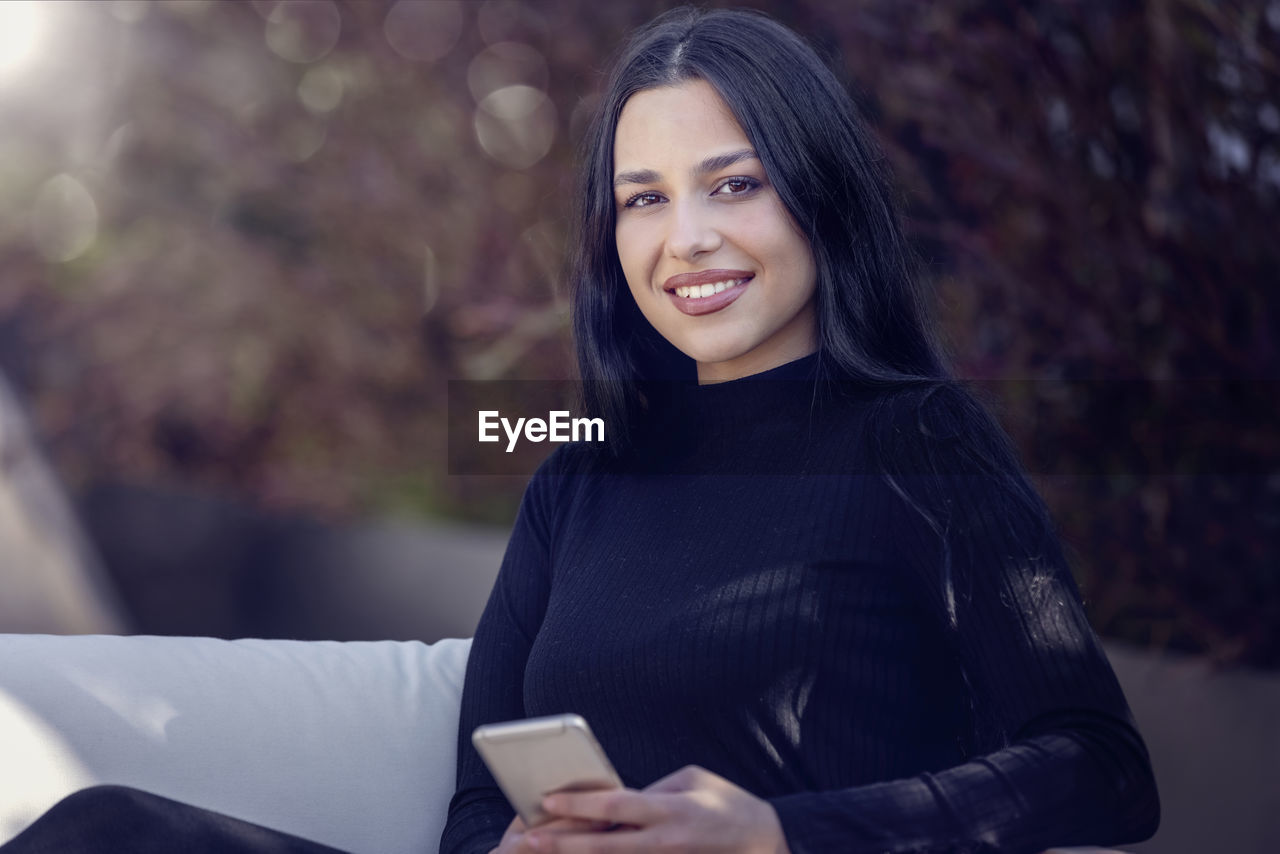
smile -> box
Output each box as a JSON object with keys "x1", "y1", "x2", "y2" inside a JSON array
[
  {"x1": 665, "y1": 275, "x2": 752, "y2": 317},
  {"x1": 673, "y1": 278, "x2": 747, "y2": 299}
]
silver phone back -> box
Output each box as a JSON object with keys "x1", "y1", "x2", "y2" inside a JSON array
[{"x1": 472, "y1": 714, "x2": 621, "y2": 826}]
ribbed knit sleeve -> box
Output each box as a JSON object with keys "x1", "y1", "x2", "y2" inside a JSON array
[
  {"x1": 769, "y1": 385, "x2": 1160, "y2": 853},
  {"x1": 438, "y1": 448, "x2": 568, "y2": 854}
]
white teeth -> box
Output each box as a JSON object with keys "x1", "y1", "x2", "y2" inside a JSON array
[{"x1": 674, "y1": 279, "x2": 744, "y2": 299}]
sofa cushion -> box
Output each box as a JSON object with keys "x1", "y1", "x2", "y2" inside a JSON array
[{"x1": 0, "y1": 633, "x2": 471, "y2": 854}]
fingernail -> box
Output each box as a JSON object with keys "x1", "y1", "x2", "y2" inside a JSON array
[
  {"x1": 526, "y1": 834, "x2": 546, "y2": 852},
  {"x1": 542, "y1": 794, "x2": 561, "y2": 811}
]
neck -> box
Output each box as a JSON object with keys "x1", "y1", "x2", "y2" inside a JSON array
[{"x1": 695, "y1": 340, "x2": 820, "y2": 385}]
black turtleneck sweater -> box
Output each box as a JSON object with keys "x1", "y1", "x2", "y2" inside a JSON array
[{"x1": 440, "y1": 353, "x2": 1159, "y2": 854}]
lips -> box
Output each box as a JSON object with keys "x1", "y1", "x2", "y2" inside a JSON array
[{"x1": 663, "y1": 269, "x2": 754, "y2": 316}]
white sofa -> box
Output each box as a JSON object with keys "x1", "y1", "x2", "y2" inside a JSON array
[
  {"x1": 0, "y1": 634, "x2": 471, "y2": 854},
  {"x1": 0, "y1": 633, "x2": 1125, "y2": 854}
]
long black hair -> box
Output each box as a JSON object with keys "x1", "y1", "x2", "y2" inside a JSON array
[
  {"x1": 567, "y1": 7, "x2": 1065, "y2": 685},
  {"x1": 569, "y1": 5, "x2": 947, "y2": 446}
]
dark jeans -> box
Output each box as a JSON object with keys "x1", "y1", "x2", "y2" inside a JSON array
[{"x1": 0, "y1": 786, "x2": 349, "y2": 854}]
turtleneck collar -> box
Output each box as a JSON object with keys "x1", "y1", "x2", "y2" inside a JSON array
[
  {"x1": 691, "y1": 350, "x2": 821, "y2": 389},
  {"x1": 620, "y1": 351, "x2": 840, "y2": 474},
  {"x1": 672, "y1": 351, "x2": 823, "y2": 416}
]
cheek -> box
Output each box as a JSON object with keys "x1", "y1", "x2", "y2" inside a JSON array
[
  {"x1": 748, "y1": 210, "x2": 815, "y2": 293},
  {"x1": 615, "y1": 221, "x2": 660, "y2": 291},
  {"x1": 786, "y1": 234, "x2": 817, "y2": 286},
  {"x1": 731, "y1": 204, "x2": 794, "y2": 255}
]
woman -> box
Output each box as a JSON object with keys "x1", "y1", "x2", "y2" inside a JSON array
[
  {"x1": 442, "y1": 6, "x2": 1159, "y2": 854},
  {"x1": 3, "y1": 7, "x2": 1157, "y2": 854}
]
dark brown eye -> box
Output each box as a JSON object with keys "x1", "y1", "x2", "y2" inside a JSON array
[
  {"x1": 624, "y1": 191, "x2": 663, "y2": 208},
  {"x1": 714, "y1": 177, "x2": 760, "y2": 196}
]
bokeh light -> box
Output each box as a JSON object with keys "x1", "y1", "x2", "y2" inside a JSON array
[
  {"x1": 383, "y1": 0, "x2": 464, "y2": 63},
  {"x1": 0, "y1": 1, "x2": 47, "y2": 77},
  {"x1": 281, "y1": 121, "x2": 326, "y2": 163},
  {"x1": 474, "y1": 85, "x2": 556, "y2": 169},
  {"x1": 265, "y1": 0, "x2": 341, "y2": 64},
  {"x1": 467, "y1": 42, "x2": 548, "y2": 104},
  {"x1": 202, "y1": 50, "x2": 269, "y2": 120},
  {"x1": 298, "y1": 65, "x2": 344, "y2": 114},
  {"x1": 29, "y1": 174, "x2": 99, "y2": 263}
]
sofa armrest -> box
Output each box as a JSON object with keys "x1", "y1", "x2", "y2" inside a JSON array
[{"x1": 0, "y1": 633, "x2": 471, "y2": 854}]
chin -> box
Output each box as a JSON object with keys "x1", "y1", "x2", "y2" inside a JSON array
[
  {"x1": 663, "y1": 329, "x2": 748, "y2": 363},
  {"x1": 675, "y1": 342, "x2": 750, "y2": 367}
]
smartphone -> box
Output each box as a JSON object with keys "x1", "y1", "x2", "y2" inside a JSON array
[{"x1": 472, "y1": 713, "x2": 623, "y2": 827}]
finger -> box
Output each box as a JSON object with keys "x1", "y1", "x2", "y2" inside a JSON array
[
  {"x1": 541, "y1": 789, "x2": 669, "y2": 826},
  {"x1": 530, "y1": 817, "x2": 612, "y2": 834},
  {"x1": 641, "y1": 764, "x2": 710, "y2": 794},
  {"x1": 523, "y1": 827, "x2": 651, "y2": 854}
]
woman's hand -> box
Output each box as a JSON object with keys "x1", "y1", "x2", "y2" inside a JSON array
[
  {"x1": 489, "y1": 812, "x2": 615, "y2": 854},
  {"x1": 519, "y1": 765, "x2": 791, "y2": 853}
]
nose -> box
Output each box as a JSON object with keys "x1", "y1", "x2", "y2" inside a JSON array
[{"x1": 664, "y1": 197, "x2": 721, "y2": 262}]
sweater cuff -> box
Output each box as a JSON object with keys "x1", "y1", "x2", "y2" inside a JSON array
[{"x1": 770, "y1": 780, "x2": 946, "y2": 854}]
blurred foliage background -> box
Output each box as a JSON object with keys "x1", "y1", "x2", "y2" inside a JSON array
[{"x1": 0, "y1": 0, "x2": 1276, "y2": 665}]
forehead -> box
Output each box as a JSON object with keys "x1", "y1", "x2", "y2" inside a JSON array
[{"x1": 613, "y1": 79, "x2": 750, "y2": 170}]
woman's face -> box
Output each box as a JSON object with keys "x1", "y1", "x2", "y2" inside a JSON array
[{"x1": 612, "y1": 79, "x2": 818, "y2": 384}]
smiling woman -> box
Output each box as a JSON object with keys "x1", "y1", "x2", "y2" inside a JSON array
[
  {"x1": 0, "y1": 6, "x2": 1160, "y2": 854},
  {"x1": 444, "y1": 6, "x2": 1161, "y2": 854},
  {"x1": 612, "y1": 81, "x2": 818, "y2": 384}
]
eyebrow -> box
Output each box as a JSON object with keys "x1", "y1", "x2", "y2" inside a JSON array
[{"x1": 612, "y1": 148, "x2": 759, "y2": 187}]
